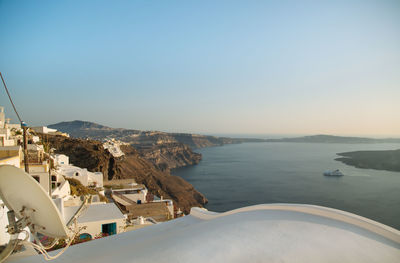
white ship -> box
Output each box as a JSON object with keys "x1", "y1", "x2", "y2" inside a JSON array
[{"x1": 324, "y1": 169, "x2": 344, "y2": 176}]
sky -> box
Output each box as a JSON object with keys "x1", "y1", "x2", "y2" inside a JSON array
[{"x1": 0, "y1": 0, "x2": 399, "y2": 137}]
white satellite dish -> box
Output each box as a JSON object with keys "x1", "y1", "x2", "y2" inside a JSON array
[{"x1": 0, "y1": 165, "x2": 69, "y2": 238}]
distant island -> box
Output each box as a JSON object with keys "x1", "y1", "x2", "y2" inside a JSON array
[
  {"x1": 335, "y1": 149, "x2": 400, "y2": 172},
  {"x1": 265, "y1": 134, "x2": 400, "y2": 144}
]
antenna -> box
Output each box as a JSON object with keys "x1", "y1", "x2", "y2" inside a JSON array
[{"x1": 0, "y1": 165, "x2": 83, "y2": 261}]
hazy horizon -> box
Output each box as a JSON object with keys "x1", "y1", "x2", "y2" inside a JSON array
[
  {"x1": 44, "y1": 119, "x2": 400, "y2": 139},
  {"x1": 1, "y1": 0, "x2": 399, "y2": 136}
]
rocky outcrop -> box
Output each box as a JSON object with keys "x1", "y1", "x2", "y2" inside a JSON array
[
  {"x1": 43, "y1": 134, "x2": 207, "y2": 213},
  {"x1": 135, "y1": 142, "x2": 202, "y2": 172}
]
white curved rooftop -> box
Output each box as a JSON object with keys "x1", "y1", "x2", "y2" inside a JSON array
[{"x1": 11, "y1": 204, "x2": 400, "y2": 263}]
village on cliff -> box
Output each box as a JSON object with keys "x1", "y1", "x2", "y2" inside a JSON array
[{"x1": 0, "y1": 105, "x2": 182, "y2": 253}]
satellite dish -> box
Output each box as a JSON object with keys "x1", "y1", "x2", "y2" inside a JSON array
[{"x1": 0, "y1": 165, "x2": 69, "y2": 238}]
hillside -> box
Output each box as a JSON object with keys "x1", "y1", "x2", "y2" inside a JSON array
[
  {"x1": 48, "y1": 120, "x2": 261, "y2": 172},
  {"x1": 48, "y1": 120, "x2": 263, "y2": 149},
  {"x1": 335, "y1": 149, "x2": 400, "y2": 172},
  {"x1": 42, "y1": 134, "x2": 207, "y2": 213}
]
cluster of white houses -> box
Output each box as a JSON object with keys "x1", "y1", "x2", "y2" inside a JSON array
[{"x1": 0, "y1": 106, "x2": 177, "y2": 248}]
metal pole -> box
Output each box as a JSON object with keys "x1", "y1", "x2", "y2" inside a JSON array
[
  {"x1": 49, "y1": 159, "x2": 52, "y2": 197},
  {"x1": 22, "y1": 124, "x2": 29, "y2": 173}
]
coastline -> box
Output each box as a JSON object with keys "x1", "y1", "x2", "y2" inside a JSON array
[{"x1": 335, "y1": 149, "x2": 400, "y2": 173}]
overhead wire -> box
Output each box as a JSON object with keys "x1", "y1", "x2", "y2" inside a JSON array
[{"x1": 0, "y1": 72, "x2": 23, "y2": 124}]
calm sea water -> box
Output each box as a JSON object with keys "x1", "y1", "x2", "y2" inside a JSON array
[{"x1": 173, "y1": 142, "x2": 400, "y2": 230}]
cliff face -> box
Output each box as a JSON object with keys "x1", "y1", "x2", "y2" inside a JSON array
[
  {"x1": 48, "y1": 121, "x2": 250, "y2": 148},
  {"x1": 135, "y1": 142, "x2": 202, "y2": 172},
  {"x1": 44, "y1": 135, "x2": 207, "y2": 213},
  {"x1": 48, "y1": 120, "x2": 264, "y2": 173}
]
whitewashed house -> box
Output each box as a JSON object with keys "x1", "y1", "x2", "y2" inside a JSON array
[
  {"x1": 51, "y1": 180, "x2": 71, "y2": 200},
  {"x1": 0, "y1": 107, "x2": 18, "y2": 146},
  {"x1": 0, "y1": 128, "x2": 15, "y2": 146},
  {"x1": 62, "y1": 203, "x2": 126, "y2": 239},
  {"x1": 30, "y1": 126, "x2": 58, "y2": 134},
  {"x1": 112, "y1": 184, "x2": 148, "y2": 204},
  {"x1": 57, "y1": 165, "x2": 103, "y2": 188},
  {"x1": 103, "y1": 139, "x2": 126, "y2": 158},
  {"x1": 28, "y1": 161, "x2": 51, "y2": 193},
  {"x1": 53, "y1": 154, "x2": 69, "y2": 166}
]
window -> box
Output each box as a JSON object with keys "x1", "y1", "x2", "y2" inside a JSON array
[{"x1": 101, "y1": 223, "x2": 117, "y2": 236}]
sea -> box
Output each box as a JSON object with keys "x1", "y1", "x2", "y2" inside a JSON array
[{"x1": 173, "y1": 142, "x2": 400, "y2": 230}]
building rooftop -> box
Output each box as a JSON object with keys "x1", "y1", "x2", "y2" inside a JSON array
[
  {"x1": 126, "y1": 202, "x2": 172, "y2": 222},
  {"x1": 64, "y1": 203, "x2": 125, "y2": 224},
  {"x1": 11, "y1": 204, "x2": 400, "y2": 263}
]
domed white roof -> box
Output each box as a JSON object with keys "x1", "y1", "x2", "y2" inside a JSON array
[{"x1": 12, "y1": 203, "x2": 400, "y2": 263}]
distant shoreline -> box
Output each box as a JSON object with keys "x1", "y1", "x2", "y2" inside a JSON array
[{"x1": 335, "y1": 149, "x2": 400, "y2": 173}]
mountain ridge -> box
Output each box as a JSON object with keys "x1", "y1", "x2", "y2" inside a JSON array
[{"x1": 48, "y1": 120, "x2": 264, "y2": 149}]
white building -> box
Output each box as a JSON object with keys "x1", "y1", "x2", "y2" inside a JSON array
[
  {"x1": 8, "y1": 203, "x2": 400, "y2": 263},
  {"x1": 53, "y1": 154, "x2": 69, "y2": 166},
  {"x1": 57, "y1": 165, "x2": 103, "y2": 188},
  {"x1": 0, "y1": 128, "x2": 15, "y2": 146},
  {"x1": 28, "y1": 161, "x2": 51, "y2": 194},
  {"x1": 51, "y1": 180, "x2": 71, "y2": 200},
  {"x1": 0, "y1": 146, "x2": 22, "y2": 167},
  {"x1": 63, "y1": 203, "x2": 126, "y2": 239},
  {"x1": 0, "y1": 107, "x2": 19, "y2": 146},
  {"x1": 103, "y1": 139, "x2": 126, "y2": 158},
  {"x1": 0, "y1": 107, "x2": 5, "y2": 128},
  {"x1": 30, "y1": 126, "x2": 58, "y2": 134},
  {"x1": 112, "y1": 184, "x2": 148, "y2": 204}
]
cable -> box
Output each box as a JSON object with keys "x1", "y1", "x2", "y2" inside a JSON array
[
  {"x1": 0, "y1": 72, "x2": 23, "y2": 124},
  {"x1": 22, "y1": 221, "x2": 85, "y2": 261}
]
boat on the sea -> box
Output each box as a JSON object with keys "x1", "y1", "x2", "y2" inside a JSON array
[{"x1": 323, "y1": 169, "x2": 344, "y2": 177}]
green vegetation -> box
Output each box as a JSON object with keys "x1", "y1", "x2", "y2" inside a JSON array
[{"x1": 65, "y1": 177, "x2": 108, "y2": 202}]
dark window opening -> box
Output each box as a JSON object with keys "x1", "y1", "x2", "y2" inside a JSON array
[
  {"x1": 32, "y1": 176, "x2": 40, "y2": 183},
  {"x1": 101, "y1": 222, "x2": 117, "y2": 236}
]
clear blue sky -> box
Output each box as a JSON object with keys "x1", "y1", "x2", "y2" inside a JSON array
[{"x1": 1, "y1": 0, "x2": 399, "y2": 136}]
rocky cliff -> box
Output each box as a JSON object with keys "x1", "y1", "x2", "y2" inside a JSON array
[
  {"x1": 48, "y1": 120, "x2": 264, "y2": 171},
  {"x1": 48, "y1": 120, "x2": 262, "y2": 148},
  {"x1": 43, "y1": 134, "x2": 207, "y2": 213},
  {"x1": 47, "y1": 121, "x2": 224, "y2": 170},
  {"x1": 135, "y1": 142, "x2": 202, "y2": 172}
]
